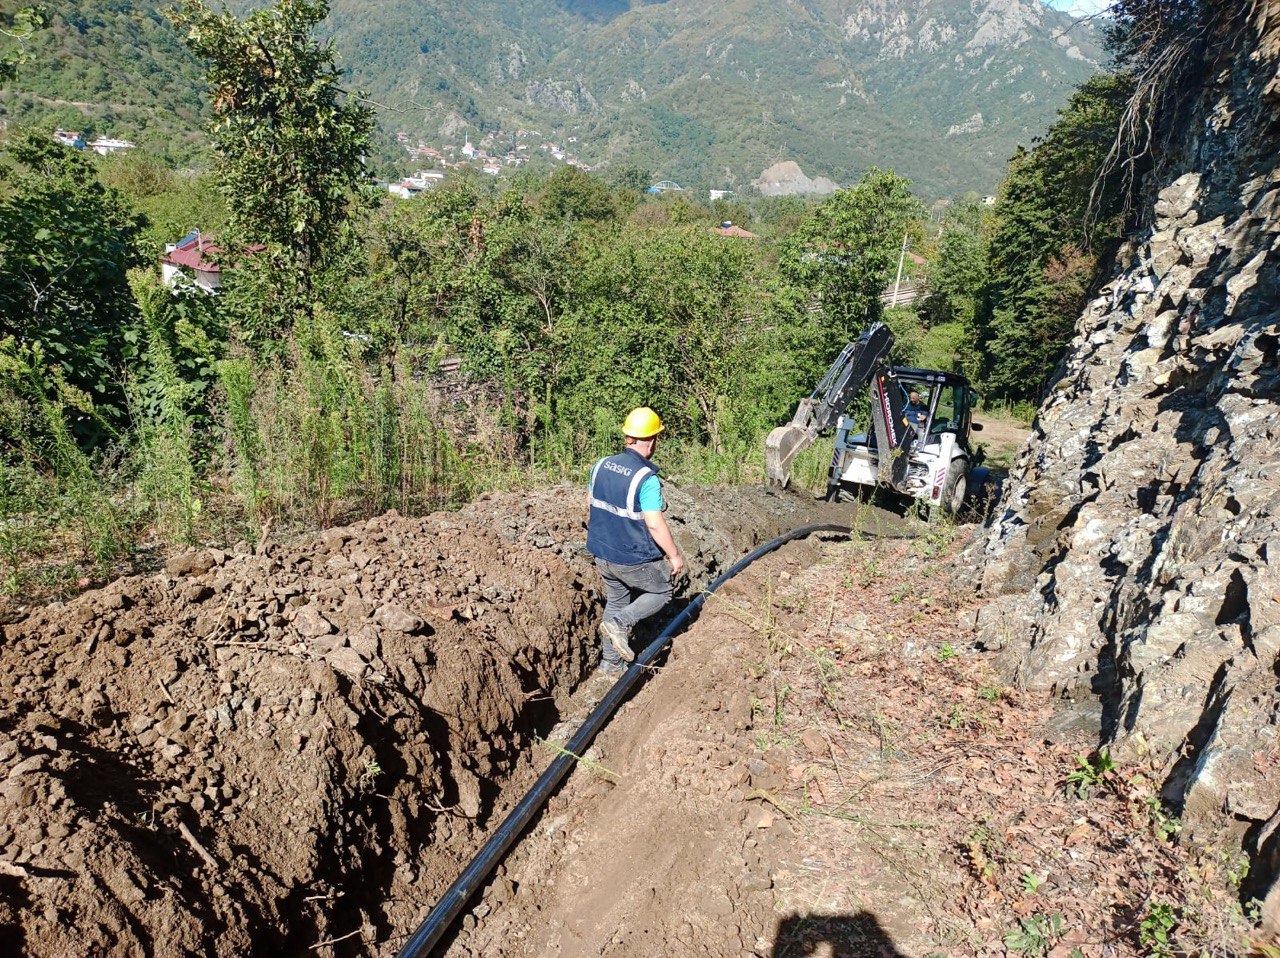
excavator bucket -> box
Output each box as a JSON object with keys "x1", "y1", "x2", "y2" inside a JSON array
[{"x1": 765, "y1": 424, "x2": 812, "y2": 487}]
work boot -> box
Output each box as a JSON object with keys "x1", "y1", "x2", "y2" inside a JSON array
[
  {"x1": 596, "y1": 659, "x2": 626, "y2": 677},
  {"x1": 600, "y1": 619, "x2": 634, "y2": 662}
]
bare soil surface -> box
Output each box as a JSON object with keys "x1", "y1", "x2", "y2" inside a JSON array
[
  {"x1": 970, "y1": 415, "x2": 1032, "y2": 472},
  {"x1": 0, "y1": 482, "x2": 1252, "y2": 956},
  {"x1": 0, "y1": 483, "x2": 890, "y2": 956},
  {"x1": 447, "y1": 533, "x2": 1257, "y2": 958}
]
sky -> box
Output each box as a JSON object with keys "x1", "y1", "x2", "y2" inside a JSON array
[{"x1": 1044, "y1": 0, "x2": 1112, "y2": 15}]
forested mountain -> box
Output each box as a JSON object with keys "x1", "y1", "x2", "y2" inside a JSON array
[
  {"x1": 0, "y1": 0, "x2": 1103, "y2": 194},
  {"x1": 0, "y1": 0, "x2": 208, "y2": 163},
  {"x1": 326, "y1": 0, "x2": 1104, "y2": 194}
]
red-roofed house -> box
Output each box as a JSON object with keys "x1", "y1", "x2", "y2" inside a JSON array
[
  {"x1": 161, "y1": 232, "x2": 225, "y2": 293},
  {"x1": 714, "y1": 222, "x2": 759, "y2": 239}
]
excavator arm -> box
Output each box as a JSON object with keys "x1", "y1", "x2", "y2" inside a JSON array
[{"x1": 765, "y1": 322, "x2": 896, "y2": 486}]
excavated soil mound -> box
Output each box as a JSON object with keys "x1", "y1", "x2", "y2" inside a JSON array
[{"x1": 0, "y1": 483, "x2": 873, "y2": 956}]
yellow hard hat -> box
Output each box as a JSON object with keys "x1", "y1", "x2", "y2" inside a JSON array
[{"x1": 622, "y1": 407, "x2": 664, "y2": 439}]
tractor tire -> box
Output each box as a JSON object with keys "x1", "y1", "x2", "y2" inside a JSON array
[{"x1": 938, "y1": 460, "x2": 968, "y2": 519}]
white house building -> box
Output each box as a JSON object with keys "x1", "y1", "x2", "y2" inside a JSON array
[{"x1": 88, "y1": 137, "x2": 135, "y2": 156}]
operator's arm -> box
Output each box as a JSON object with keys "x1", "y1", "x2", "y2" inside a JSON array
[{"x1": 643, "y1": 511, "x2": 684, "y2": 578}]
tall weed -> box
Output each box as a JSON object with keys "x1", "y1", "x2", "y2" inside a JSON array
[
  {"x1": 129, "y1": 277, "x2": 205, "y2": 544},
  {"x1": 0, "y1": 455, "x2": 55, "y2": 594},
  {"x1": 216, "y1": 319, "x2": 494, "y2": 530},
  {"x1": 0, "y1": 340, "x2": 130, "y2": 572}
]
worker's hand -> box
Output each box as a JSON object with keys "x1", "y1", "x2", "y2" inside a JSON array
[{"x1": 668, "y1": 553, "x2": 685, "y2": 580}]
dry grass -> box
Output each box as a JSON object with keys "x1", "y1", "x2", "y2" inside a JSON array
[{"x1": 733, "y1": 532, "x2": 1263, "y2": 956}]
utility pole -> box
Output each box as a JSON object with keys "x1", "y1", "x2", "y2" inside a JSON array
[{"x1": 891, "y1": 231, "x2": 910, "y2": 307}]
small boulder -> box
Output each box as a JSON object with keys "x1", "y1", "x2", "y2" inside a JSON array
[
  {"x1": 375, "y1": 604, "x2": 425, "y2": 634},
  {"x1": 181, "y1": 582, "x2": 215, "y2": 604},
  {"x1": 165, "y1": 551, "x2": 216, "y2": 577},
  {"x1": 309, "y1": 634, "x2": 344, "y2": 656},
  {"x1": 1154, "y1": 172, "x2": 1201, "y2": 224},
  {"x1": 324, "y1": 647, "x2": 368, "y2": 679},
  {"x1": 348, "y1": 629, "x2": 380, "y2": 661},
  {"x1": 293, "y1": 605, "x2": 335, "y2": 638}
]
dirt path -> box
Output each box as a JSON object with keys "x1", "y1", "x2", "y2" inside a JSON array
[
  {"x1": 450, "y1": 538, "x2": 838, "y2": 958},
  {"x1": 970, "y1": 415, "x2": 1032, "y2": 472},
  {"x1": 445, "y1": 532, "x2": 1255, "y2": 958}
]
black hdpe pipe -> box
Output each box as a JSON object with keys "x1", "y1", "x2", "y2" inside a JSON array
[{"x1": 393, "y1": 522, "x2": 852, "y2": 958}]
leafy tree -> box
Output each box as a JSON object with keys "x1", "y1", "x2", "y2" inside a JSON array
[
  {"x1": 923, "y1": 200, "x2": 989, "y2": 331},
  {"x1": 604, "y1": 163, "x2": 651, "y2": 193},
  {"x1": 778, "y1": 168, "x2": 922, "y2": 346},
  {"x1": 492, "y1": 213, "x2": 575, "y2": 338},
  {"x1": 339, "y1": 192, "x2": 471, "y2": 353},
  {"x1": 556, "y1": 225, "x2": 804, "y2": 457},
  {"x1": 98, "y1": 153, "x2": 228, "y2": 256},
  {"x1": 170, "y1": 0, "x2": 373, "y2": 307},
  {"x1": 753, "y1": 195, "x2": 811, "y2": 238},
  {"x1": 0, "y1": 4, "x2": 48, "y2": 83},
  {"x1": 0, "y1": 130, "x2": 144, "y2": 438},
  {"x1": 1105, "y1": 0, "x2": 1208, "y2": 69},
  {"x1": 973, "y1": 72, "x2": 1134, "y2": 401},
  {"x1": 538, "y1": 166, "x2": 617, "y2": 222},
  {"x1": 709, "y1": 197, "x2": 752, "y2": 229}
]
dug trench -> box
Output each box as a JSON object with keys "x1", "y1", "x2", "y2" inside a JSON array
[
  {"x1": 0, "y1": 483, "x2": 875, "y2": 957},
  {"x1": 450, "y1": 529, "x2": 1260, "y2": 957}
]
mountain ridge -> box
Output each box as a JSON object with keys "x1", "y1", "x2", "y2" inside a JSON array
[
  {"x1": 328, "y1": 0, "x2": 1104, "y2": 194},
  {"x1": 0, "y1": 0, "x2": 1105, "y2": 195}
]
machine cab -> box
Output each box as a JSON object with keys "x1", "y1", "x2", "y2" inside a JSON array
[
  {"x1": 892, "y1": 368, "x2": 977, "y2": 450},
  {"x1": 842, "y1": 368, "x2": 977, "y2": 452}
]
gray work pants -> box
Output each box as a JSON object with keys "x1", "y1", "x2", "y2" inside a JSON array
[{"x1": 595, "y1": 557, "x2": 673, "y2": 663}]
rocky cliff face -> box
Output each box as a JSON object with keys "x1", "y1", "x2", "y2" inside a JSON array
[{"x1": 973, "y1": 0, "x2": 1280, "y2": 915}]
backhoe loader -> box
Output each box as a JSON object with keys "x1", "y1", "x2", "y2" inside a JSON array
[{"x1": 765, "y1": 322, "x2": 987, "y2": 516}]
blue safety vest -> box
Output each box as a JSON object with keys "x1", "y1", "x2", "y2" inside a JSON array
[{"x1": 586, "y1": 449, "x2": 663, "y2": 565}]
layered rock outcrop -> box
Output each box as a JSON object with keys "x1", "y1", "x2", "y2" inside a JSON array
[{"x1": 973, "y1": 0, "x2": 1280, "y2": 910}]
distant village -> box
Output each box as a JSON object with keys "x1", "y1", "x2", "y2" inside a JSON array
[
  {"x1": 48, "y1": 123, "x2": 933, "y2": 304},
  {"x1": 383, "y1": 127, "x2": 590, "y2": 199}
]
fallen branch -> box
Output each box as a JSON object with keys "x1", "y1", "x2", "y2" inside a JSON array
[
  {"x1": 177, "y1": 821, "x2": 218, "y2": 870},
  {"x1": 801, "y1": 806, "x2": 932, "y2": 830},
  {"x1": 536, "y1": 736, "x2": 620, "y2": 780},
  {"x1": 309, "y1": 928, "x2": 362, "y2": 951},
  {"x1": 744, "y1": 788, "x2": 797, "y2": 821}
]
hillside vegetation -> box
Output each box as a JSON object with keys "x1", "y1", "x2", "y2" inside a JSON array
[
  {"x1": 329, "y1": 0, "x2": 1106, "y2": 195},
  {"x1": 0, "y1": 0, "x2": 1128, "y2": 601},
  {"x1": 0, "y1": 0, "x2": 208, "y2": 163},
  {"x1": 0, "y1": 0, "x2": 1101, "y2": 195}
]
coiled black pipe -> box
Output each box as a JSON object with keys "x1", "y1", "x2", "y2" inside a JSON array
[{"x1": 393, "y1": 522, "x2": 852, "y2": 958}]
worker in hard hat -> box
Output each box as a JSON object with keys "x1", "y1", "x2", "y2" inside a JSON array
[{"x1": 586, "y1": 406, "x2": 685, "y2": 674}]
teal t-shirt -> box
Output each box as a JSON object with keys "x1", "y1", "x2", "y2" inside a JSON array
[
  {"x1": 638, "y1": 474, "x2": 663, "y2": 512},
  {"x1": 588, "y1": 458, "x2": 664, "y2": 511}
]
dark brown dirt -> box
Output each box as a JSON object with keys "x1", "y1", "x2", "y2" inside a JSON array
[
  {"x1": 445, "y1": 531, "x2": 1260, "y2": 958},
  {"x1": 4, "y1": 477, "x2": 1253, "y2": 956},
  {"x1": 0, "y1": 482, "x2": 888, "y2": 957}
]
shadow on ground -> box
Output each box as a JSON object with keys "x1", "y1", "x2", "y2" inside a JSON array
[{"x1": 772, "y1": 912, "x2": 907, "y2": 957}]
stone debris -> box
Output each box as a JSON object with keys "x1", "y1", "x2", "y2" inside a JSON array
[
  {"x1": 967, "y1": 2, "x2": 1280, "y2": 921},
  {"x1": 0, "y1": 483, "x2": 855, "y2": 956}
]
